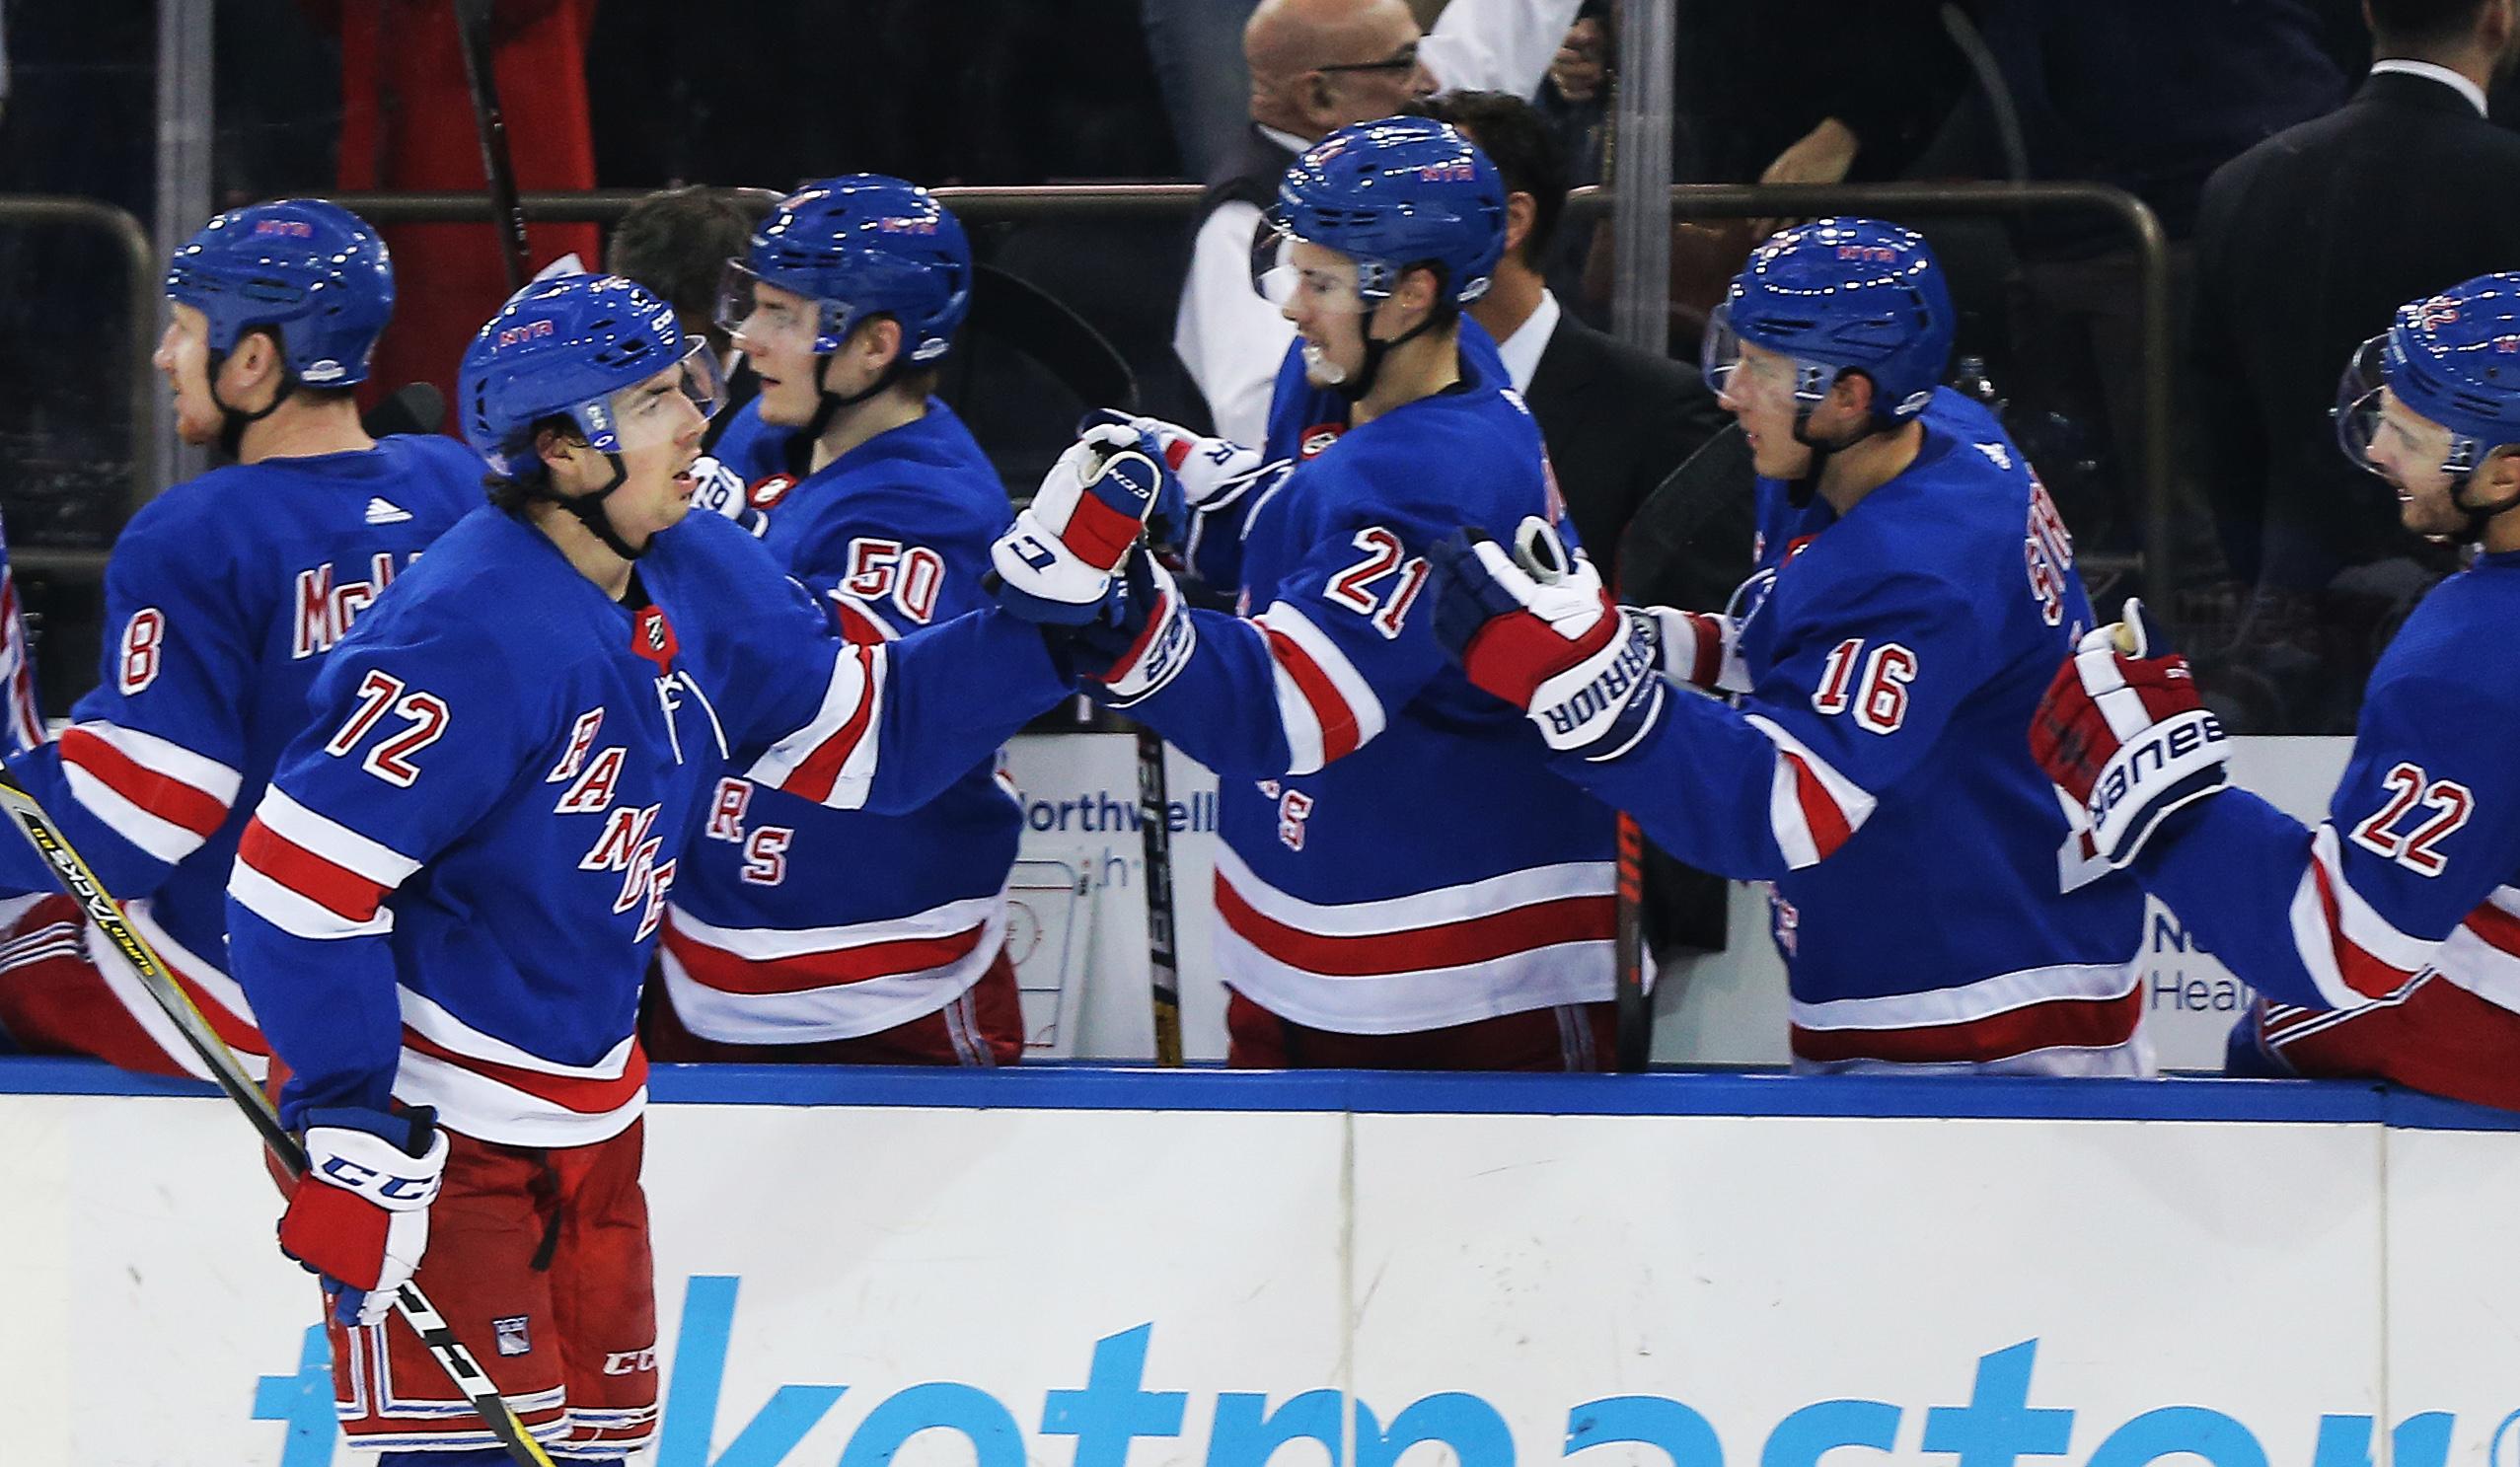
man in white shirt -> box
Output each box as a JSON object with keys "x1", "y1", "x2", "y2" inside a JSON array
[{"x1": 1175, "y1": 0, "x2": 1583, "y2": 446}]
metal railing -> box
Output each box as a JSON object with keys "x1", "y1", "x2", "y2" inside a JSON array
[
  {"x1": 24, "y1": 182, "x2": 2171, "y2": 605},
  {"x1": 0, "y1": 196, "x2": 159, "y2": 571}
]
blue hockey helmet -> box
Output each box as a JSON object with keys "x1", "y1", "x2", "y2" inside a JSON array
[
  {"x1": 718, "y1": 175, "x2": 972, "y2": 363},
  {"x1": 459, "y1": 273, "x2": 724, "y2": 478},
  {"x1": 2337, "y1": 273, "x2": 2520, "y2": 481},
  {"x1": 1703, "y1": 217, "x2": 1955, "y2": 425},
  {"x1": 1265, "y1": 115, "x2": 1506, "y2": 307},
  {"x1": 164, "y1": 198, "x2": 394, "y2": 387}
]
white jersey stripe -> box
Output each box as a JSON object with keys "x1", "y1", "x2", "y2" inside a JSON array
[{"x1": 252, "y1": 787, "x2": 422, "y2": 888}]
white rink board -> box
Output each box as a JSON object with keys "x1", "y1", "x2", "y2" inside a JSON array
[
  {"x1": 1010, "y1": 733, "x2": 2357, "y2": 1071},
  {"x1": 4, "y1": 1075, "x2": 2517, "y2": 1467}
]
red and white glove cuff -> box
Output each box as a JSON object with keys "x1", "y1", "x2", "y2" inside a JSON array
[{"x1": 1644, "y1": 607, "x2": 1748, "y2": 694}]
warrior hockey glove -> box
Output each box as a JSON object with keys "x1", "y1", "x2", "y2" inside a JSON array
[
  {"x1": 277, "y1": 1104, "x2": 448, "y2": 1327},
  {"x1": 989, "y1": 426, "x2": 1172, "y2": 625},
  {"x1": 1080, "y1": 409, "x2": 1289, "y2": 553},
  {"x1": 1071, "y1": 545, "x2": 1196, "y2": 706},
  {"x1": 1430, "y1": 517, "x2": 1666, "y2": 762},
  {"x1": 2029, "y1": 597, "x2": 2228, "y2": 867}
]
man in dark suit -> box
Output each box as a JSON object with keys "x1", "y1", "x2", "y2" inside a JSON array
[
  {"x1": 2188, "y1": 0, "x2": 2520, "y2": 730},
  {"x1": 1410, "y1": 89, "x2": 1741, "y2": 972},
  {"x1": 1405, "y1": 89, "x2": 1733, "y2": 580}
]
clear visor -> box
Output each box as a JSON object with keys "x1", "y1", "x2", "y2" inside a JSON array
[
  {"x1": 574, "y1": 337, "x2": 725, "y2": 456},
  {"x1": 715, "y1": 259, "x2": 849, "y2": 354},
  {"x1": 1700, "y1": 304, "x2": 1820, "y2": 408},
  {"x1": 1256, "y1": 232, "x2": 1370, "y2": 314},
  {"x1": 2335, "y1": 333, "x2": 2473, "y2": 480}
]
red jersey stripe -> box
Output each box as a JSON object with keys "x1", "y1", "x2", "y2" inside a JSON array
[
  {"x1": 1215, "y1": 871, "x2": 1615, "y2": 977},
  {"x1": 2309, "y1": 857, "x2": 2417, "y2": 1000},
  {"x1": 237, "y1": 818, "x2": 392, "y2": 922},
  {"x1": 60, "y1": 727, "x2": 229, "y2": 838},
  {"x1": 1791, "y1": 987, "x2": 2143, "y2": 1064},
  {"x1": 663, "y1": 919, "x2": 990, "y2": 996},
  {"x1": 1261, "y1": 625, "x2": 1362, "y2": 763},
  {"x1": 400, "y1": 1027, "x2": 648, "y2": 1115},
  {"x1": 1782, "y1": 751, "x2": 1854, "y2": 860},
  {"x1": 778, "y1": 660, "x2": 879, "y2": 805}
]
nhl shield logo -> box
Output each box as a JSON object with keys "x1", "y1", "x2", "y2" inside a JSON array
[{"x1": 492, "y1": 1315, "x2": 532, "y2": 1357}]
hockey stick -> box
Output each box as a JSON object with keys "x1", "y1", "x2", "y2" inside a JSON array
[
  {"x1": 0, "y1": 767, "x2": 559, "y2": 1467},
  {"x1": 1137, "y1": 723, "x2": 1184, "y2": 1065},
  {"x1": 1611, "y1": 813, "x2": 1649, "y2": 1071},
  {"x1": 453, "y1": 0, "x2": 534, "y2": 293}
]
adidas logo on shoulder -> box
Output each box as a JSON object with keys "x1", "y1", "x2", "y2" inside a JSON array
[{"x1": 364, "y1": 496, "x2": 412, "y2": 526}]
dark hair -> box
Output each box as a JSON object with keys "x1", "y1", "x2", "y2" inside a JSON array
[
  {"x1": 1402, "y1": 91, "x2": 1567, "y2": 267},
  {"x1": 2367, "y1": 0, "x2": 2493, "y2": 49},
  {"x1": 605, "y1": 186, "x2": 755, "y2": 345},
  {"x1": 482, "y1": 413, "x2": 581, "y2": 514}
]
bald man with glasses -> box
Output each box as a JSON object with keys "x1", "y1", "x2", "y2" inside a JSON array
[{"x1": 1174, "y1": 0, "x2": 1581, "y2": 447}]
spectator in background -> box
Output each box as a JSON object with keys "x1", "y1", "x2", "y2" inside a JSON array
[
  {"x1": 1536, "y1": 0, "x2": 1610, "y2": 189},
  {"x1": 1176, "y1": 0, "x2": 1583, "y2": 446},
  {"x1": 606, "y1": 185, "x2": 754, "y2": 362},
  {"x1": 606, "y1": 184, "x2": 765, "y2": 512},
  {"x1": 2186, "y1": 0, "x2": 2520, "y2": 733}
]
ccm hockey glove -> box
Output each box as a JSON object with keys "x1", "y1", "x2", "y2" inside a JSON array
[
  {"x1": 989, "y1": 426, "x2": 1171, "y2": 625},
  {"x1": 2030, "y1": 597, "x2": 2229, "y2": 866},
  {"x1": 1070, "y1": 545, "x2": 1197, "y2": 706},
  {"x1": 277, "y1": 1104, "x2": 448, "y2": 1327},
  {"x1": 1079, "y1": 409, "x2": 1289, "y2": 553},
  {"x1": 1430, "y1": 517, "x2": 1666, "y2": 762}
]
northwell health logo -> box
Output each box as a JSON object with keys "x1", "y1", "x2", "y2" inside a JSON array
[{"x1": 255, "y1": 1277, "x2": 2508, "y2": 1467}]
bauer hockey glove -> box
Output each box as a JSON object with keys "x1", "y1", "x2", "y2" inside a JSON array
[
  {"x1": 2029, "y1": 597, "x2": 2228, "y2": 867},
  {"x1": 1430, "y1": 517, "x2": 1666, "y2": 763},
  {"x1": 277, "y1": 1104, "x2": 449, "y2": 1327},
  {"x1": 1079, "y1": 409, "x2": 1289, "y2": 553},
  {"x1": 989, "y1": 426, "x2": 1171, "y2": 625},
  {"x1": 1068, "y1": 545, "x2": 1197, "y2": 706}
]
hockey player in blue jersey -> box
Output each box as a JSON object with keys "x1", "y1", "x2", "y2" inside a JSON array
[
  {"x1": 2034, "y1": 273, "x2": 2520, "y2": 1108},
  {"x1": 1426, "y1": 218, "x2": 2153, "y2": 1073},
  {"x1": 0, "y1": 198, "x2": 480, "y2": 1078},
  {"x1": 222, "y1": 273, "x2": 1157, "y2": 1461},
  {"x1": 652, "y1": 177, "x2": 1032, "y2": 1064},
  {"x1": 1005, "y1": 116, "x2": 1629, "y2": 1069}
]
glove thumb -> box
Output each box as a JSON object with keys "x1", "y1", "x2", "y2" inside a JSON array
[{"x1": 1510, "y1": 516, "x2": 1575, "y2": 586}]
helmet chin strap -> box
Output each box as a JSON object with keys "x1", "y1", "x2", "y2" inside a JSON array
[
  {"x1": 798, "y1": 327, "x2": 917, "y2": 447},
  {"x1": 523, "y1": 453, "x2": 649, "y2": 561},
  {"x1": 207, "y1": 349, "x2": 295, "y2": 461},
  {"x1": 2450, "y1": 460, "x2": 2520, "y2": 542},
  {"x1": 1783, "y1": 407, "x2": 1878, "y2": 508},
  {"x1": 1330, "y1": 311, "x2": 1444, "y2": 404}
]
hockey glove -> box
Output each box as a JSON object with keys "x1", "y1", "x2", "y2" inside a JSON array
[
  {"x1": 2029, "y1": 597, "x2": 2228, "y2": 867},
  {"x1": 1429, "y1": 517, "x2": 1666, "y2": 762},
  {"x1": 989, "y1": 426, "x2": 1171, "y2": 625},
  {"x1": 1640, "y1": 607, "x2": 1751, "y2": 694},
  {"x1": 1080, "y1": 409, "x2": 1289, "y2": 553},
  {"x1": 278, "y1": 1104, "x2": 448, "y2": 1328},
  {"x1": 1069, "y1": 545, "x2": 1197, "y2": 706}
]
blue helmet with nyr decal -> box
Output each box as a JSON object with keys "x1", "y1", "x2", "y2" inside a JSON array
[
  {"x1": 164, "y1": 197, "x2": 394, "y2": 388},
  {"x1": 1703, "y1": 217, "x2": 1955, "y2": 428},
  {"x1": 719, "y1": 174, "x2": 972, "y2": 363},
  {"x1": 1268, "y1": 115, "x2": 1507, "y2": 306},
  {"x1": 460, "y1": 273, "x2": 724, "y2": 478},
  {"x1": 2338, "y1": 273, "x2": 2520, "y2": 482}
]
